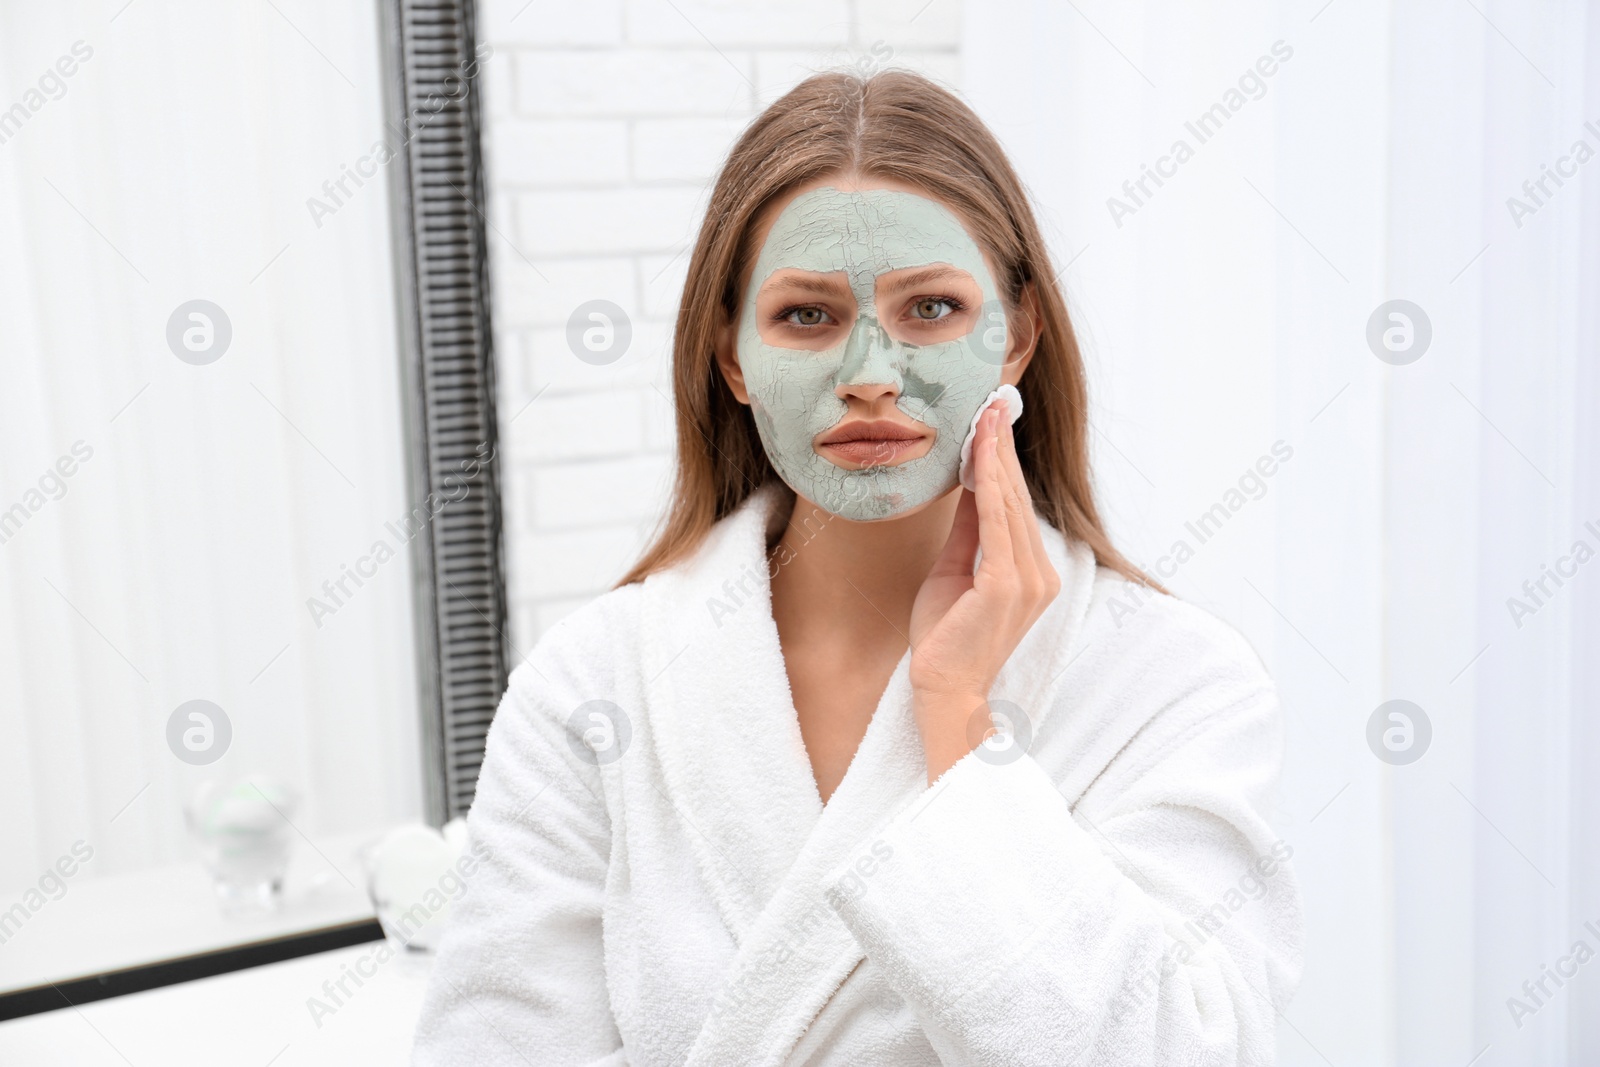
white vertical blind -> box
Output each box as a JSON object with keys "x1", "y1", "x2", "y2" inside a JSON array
[
  {"x1": 965, "y1": 1, "x2": 1597, "y2": 1063},
  {"x1": 0, "y1": 1, "x2": 423, "y2": 891}
]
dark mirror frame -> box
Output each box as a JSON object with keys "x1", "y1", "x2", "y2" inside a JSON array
[
  {"x1": 0, "y1": 0, "x2": 504, "y2": 1020},
  {"x1": 383, "y1": 0, "x2": 509, "y2": 828}
]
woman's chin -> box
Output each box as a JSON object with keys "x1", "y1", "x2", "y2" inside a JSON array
[{"x1": 809, "y1": 482, "x2": 960, "y2": 525}]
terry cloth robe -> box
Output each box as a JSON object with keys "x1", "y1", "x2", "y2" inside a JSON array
[{"x1": 410, "y1": 481, "x2": 1304, "y2": 1067}]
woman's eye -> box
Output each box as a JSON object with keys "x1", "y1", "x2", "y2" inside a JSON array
[
  {"x1": 784, "y1": 306, "x2": 831, "y2": 327},
  {"x1": 910, "y1": 297, "x2": 960, "y2": 321}
]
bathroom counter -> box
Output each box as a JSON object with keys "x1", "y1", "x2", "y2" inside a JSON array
[
  {"x1": 0, "y1": 940, "x2": 433, "y2": 1065},
  {"x1": 0, "y1": 831, "x2": 381, "y2": 997}
]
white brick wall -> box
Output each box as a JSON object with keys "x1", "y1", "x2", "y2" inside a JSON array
[{"x1": 476, "y1": 0, "x2": 963, "y2": 650}]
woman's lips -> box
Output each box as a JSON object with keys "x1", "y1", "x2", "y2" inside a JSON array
[{"x1": 818, "y1": 435, "x2": 930, "y2": 466}]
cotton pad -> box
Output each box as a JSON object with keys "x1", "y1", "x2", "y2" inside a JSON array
[{"x1": 958, "y1": 384, "x2": 1023, "y2": 492}]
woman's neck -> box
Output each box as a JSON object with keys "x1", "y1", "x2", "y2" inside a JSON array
[{"x1": 767, "y1": 487, "x2": 963, "y2": 645}]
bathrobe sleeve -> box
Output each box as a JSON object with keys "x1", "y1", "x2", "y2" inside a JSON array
[
  {"x1": 410, "y1": 661, "x2": 626, "y2": 1067},
  {"x1": 819, "y1": 607, "x2": 1303, "y2": 1067}
]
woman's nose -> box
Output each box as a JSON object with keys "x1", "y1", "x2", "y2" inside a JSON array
[
  {"x1": 835, "y1": 378, "x2": 899, "y2": 406},
  {"x1": 834, "y1": 312, "x2": 902, "y2": 401}
]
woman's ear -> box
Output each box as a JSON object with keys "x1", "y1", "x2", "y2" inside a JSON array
[
  {"x1": 1000, "y1": 281, "x2": 1042, "y2": 387},
  {"x1": 713, "y1": 313, "x2": 750, "y2": 404}
]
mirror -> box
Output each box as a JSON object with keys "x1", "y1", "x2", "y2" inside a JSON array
[{"x1": 0, "y1": 0, "x2": 504, "y2": 1017}]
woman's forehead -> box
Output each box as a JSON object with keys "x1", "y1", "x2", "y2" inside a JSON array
[{"x1": 749, "y1": 185, "x2": 995, "y2": 298}]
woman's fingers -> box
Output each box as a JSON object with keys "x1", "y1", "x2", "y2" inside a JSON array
[
  {"x1": 992, "y1": 401, "x2": 1036, "y2": 574},
  {"x1": 927, "y1": 484, "x2": 980, "y2": 580},
  {"x1": 998, "y1": 409, "x2": 1054, "y2": 591},
  {"x1": 989, "y1": 398, "x2": 1045, "y2": 608},
  {"x1": 973, "y1": 406, "x2": 1015, "y2": 574},
  {"x1": 968, "y1": 396, "x2": 1059, "y2": 629}
]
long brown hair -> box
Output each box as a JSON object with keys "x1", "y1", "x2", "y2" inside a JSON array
[{"x1": 615, "y1": 69, "x2": 1156, "y2": 591}]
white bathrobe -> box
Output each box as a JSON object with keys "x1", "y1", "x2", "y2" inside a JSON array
[{"x1": 410, "y1": 482, "x2": 1303, "y2": 1066}]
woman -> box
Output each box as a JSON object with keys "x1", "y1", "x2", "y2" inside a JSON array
[{"x1": 412, "y1": 70, "x2": 1303, "y2": 1066}]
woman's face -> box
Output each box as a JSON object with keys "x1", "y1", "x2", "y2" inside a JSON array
[{"x1": 730, "y1": 178, "x2": 1012, "y2": 522}]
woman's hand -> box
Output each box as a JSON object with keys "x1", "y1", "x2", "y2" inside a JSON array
[{"x1": 908, "y1": 399, "x2": 1062, "y2": 783}]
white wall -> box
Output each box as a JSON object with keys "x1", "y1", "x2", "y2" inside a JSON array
[{"x1": 963, "y1": 1, "x2": 1598, "y2": 1064}]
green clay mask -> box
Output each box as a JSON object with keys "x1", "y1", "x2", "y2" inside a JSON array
[{"x1": 737, "y1": 185, "x2": 1009, "y2": 521}]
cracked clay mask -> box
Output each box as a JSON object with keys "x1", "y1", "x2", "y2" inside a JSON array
[{"x1": 737, "y1": 185, "x2": 1008, "y2": 521}]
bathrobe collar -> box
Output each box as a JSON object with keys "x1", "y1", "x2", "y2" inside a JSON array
[{"x1": 639, "y1": 481, "x2": 1099, "y2": 1064}]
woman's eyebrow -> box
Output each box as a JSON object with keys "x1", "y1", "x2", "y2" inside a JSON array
[
  {"x1": 760, "y1": 271, "x2": 850, "y2": 297},
  {"x1": 877, "y1": 264, "x2": 973, "y2": 291}
]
